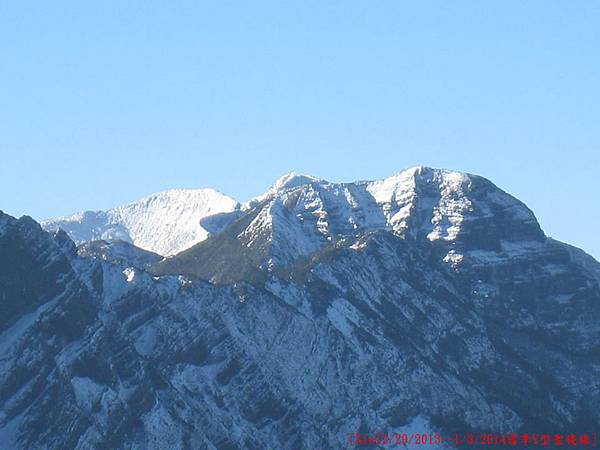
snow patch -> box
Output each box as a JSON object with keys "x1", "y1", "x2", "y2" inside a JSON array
[
  {"x1": 327, "y1": 298, "x2": 361, "y2": 337},
  {"x1": 123, "y1": 267, "x2": 136, "y2": 283},
  {"x1": 71, "y1": 377, "x2": 105, "y2": 413}
]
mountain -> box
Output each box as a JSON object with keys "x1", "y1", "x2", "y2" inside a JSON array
[
  {"x1": 1, "y1": 167, "x2": 599, "y2": 449},
  {"x1": 156, "y1": 167, "x2": 544, "y2": 282},
  {"x1": 42, "y1": 188, "x2": 238, "y2": 256},
  {"x1": 77, "y1": 240, "x2": 163, "y2": 270}
]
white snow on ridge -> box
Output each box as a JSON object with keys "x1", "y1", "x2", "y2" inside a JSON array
[
  {"x1": 42, "y1": 188, "x2": 238, "y2": 256},
  {"x1": 244, "y1": 172, "x2": 322, "y2": 208},
  {"x1": 42, "y1": 166, "x2": 542, "y2": 262},
  {"x1": 231, "y1": 166, "x2": 544, "y2": 268}
]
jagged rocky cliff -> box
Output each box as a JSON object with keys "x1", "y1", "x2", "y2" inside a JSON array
[{"x1": 1, "y1": 167, "x2": 599, "y2": 449}]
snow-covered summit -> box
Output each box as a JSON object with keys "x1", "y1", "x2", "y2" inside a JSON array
[
  {"x1": 231, "y1": 166, "x2": 544, "y2": 265},
  {"x1": 272, "y1": 172, "x2": 321, "y2": 191},
  {"x1": 42, "y1": 166, "x2": 543, "y2": 263},
  {"x1": 244, "y1": 172, "x2": 323, "y2": 209},
  {"x1": 42, "y1": 188, "x2": 238, "y2": 256}
]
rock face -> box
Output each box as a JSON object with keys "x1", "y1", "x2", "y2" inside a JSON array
[
  {"x1": 1, "y1": 167, "x2": 599, "y2": 449},
  {"x1": 77, "y1": 240, "x2": 163, "y2": 270},
  {"x1": 42, "y1": 188, "x2": 239, "y2": 256},
  {"x1": 156, "y1": 167, "x2": 544, "y2": 282}
]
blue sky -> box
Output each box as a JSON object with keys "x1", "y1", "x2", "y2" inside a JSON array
[{"x1": 1, "y1": 1, "x2": 599, "y2": 258}]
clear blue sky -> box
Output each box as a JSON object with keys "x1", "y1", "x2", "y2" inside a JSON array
[{"x1": 1, "y1": 1, "x2": 599, "y2": 258}]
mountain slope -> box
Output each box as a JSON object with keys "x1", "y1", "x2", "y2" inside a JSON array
[
  {"x1": 77, "y1": 240, "x2": 163, "y2": 270},
  {"x1": 42, "y1": 188, "x2": 238, "y2": 256},
  {"x1": 156, "y1": 166, "x2": 544, "y2": 282},
  {"x1": 1, "y1": 167, "x2": 600, "y2": 449}
]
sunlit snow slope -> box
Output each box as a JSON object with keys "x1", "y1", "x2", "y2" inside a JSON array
[{"x1": 42, "y1": 189, "x2": 238, "y2": 256}]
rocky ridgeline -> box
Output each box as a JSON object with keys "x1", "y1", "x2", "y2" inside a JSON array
[{"x1": 1, "y1": 167, "x2": 599, "y2": 449}]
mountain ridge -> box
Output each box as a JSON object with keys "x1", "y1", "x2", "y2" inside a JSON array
[
  {"x1": 155, "y1": 166, "x2": 546, "y2": 283},
  {"x1": 42, "y1": 166, "x2": 545, "y2": 261},
  {"x1": 1, "y1": 167, "x2": 600, "y2": 448}
]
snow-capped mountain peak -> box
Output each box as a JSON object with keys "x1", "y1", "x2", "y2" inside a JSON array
[
  {"x1": 42, "y1": 188, "x2": 238, "y2": 256},
  {"x1": 156, "y1": 167, "x2": 546, "y2": 283},
  {"x1": 42, "y1": 167, "x2": 543, "y2": 265},
  {"x1": 244, "y1": 172, "x2": 323, "y2": 209},
  {"x1": 273, "y1": 166, "x2": 540, "y2": 252},
  {"x1": 272, "y1": 172, "x2": 322, "y2": 191}
]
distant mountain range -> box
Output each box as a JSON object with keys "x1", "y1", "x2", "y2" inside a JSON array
[{"x1": 1, "y1": 166, "x2": 599, "y2": 449}]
